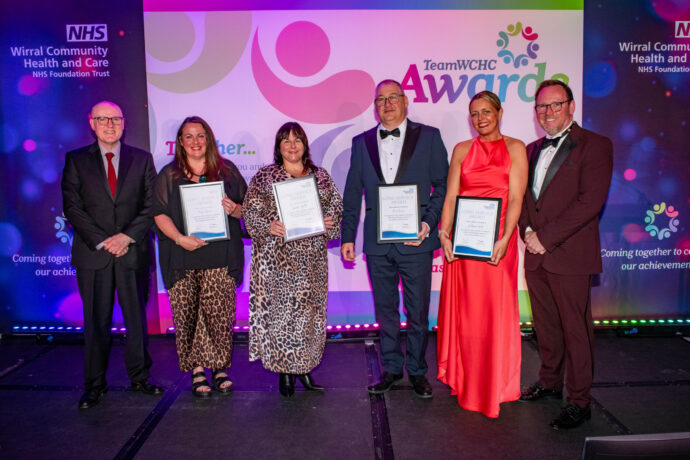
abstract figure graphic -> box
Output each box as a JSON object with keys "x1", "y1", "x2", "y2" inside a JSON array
[
  {"x1": 146, "y1": 12, "x2": 252, "y2": 93},
  {"x1": 55, "y1": 215, "x2": 73, "y2": 246},
  {"x1": 496, "y1": 22, "x2": 539, "y2": 69},
  {"x1": 252, "y1": 21, "x2": 375, "y2": 123},
  {"x1": 644, "y1": 202, "x2": 680, "y2": 241}
]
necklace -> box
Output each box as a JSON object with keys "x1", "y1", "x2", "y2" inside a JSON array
[{"x1": 189, "y1": 171, "x2": 207, "y2": 183}]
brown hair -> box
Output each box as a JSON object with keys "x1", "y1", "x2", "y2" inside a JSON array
[
  {"x1": 174, "y1": 116, "x2": 228, "y2": 181},
  {"x1": 535, "y1": 79, "x2": 573, "y2": 101}
]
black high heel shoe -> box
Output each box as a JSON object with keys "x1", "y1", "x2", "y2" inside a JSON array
[
  {"x1": 279, "y1": 373, "x2": 295, "y2": 397},
  {"x1": 296, "y1": 373, "x2": 324, "y2": 391}
]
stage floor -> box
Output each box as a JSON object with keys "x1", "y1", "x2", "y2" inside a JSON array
[{"x1": 1, "y1": 331, "x2": 689, "y2": 459}]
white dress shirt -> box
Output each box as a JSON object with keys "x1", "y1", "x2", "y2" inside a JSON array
[
  {"x1": 378, "y1": 119, "x2": 407, "y2": 184},
  {"x1": 532, "y1": 123, "x2": 572, "y2": 198}
]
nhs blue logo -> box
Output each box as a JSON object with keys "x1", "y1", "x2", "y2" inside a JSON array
[{"x1": 66, "y1": 24, "x2": 108, "y2": 42}]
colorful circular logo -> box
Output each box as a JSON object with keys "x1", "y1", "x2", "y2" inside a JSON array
[
  {"x1": 496, "y1": 22, "x2": 539, "y2": 68},
  {"x1": 644, "y1": 202, "x2": 679, "y2": 240}
]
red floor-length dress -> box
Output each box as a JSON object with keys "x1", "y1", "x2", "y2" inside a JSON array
[{"x1": 437, "y1": 137, "x2": 521, "y2": 418}]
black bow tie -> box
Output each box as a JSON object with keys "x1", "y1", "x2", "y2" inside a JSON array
[
  {"x1": 541, "y1": 136, "x2": 562, "y2": 150},
  {"x1": 380, "y1": 128, "x2": 401, "y2": 139}
]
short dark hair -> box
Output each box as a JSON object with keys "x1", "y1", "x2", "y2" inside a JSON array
[
  {"x1": 273, "y1": 121, "x2": 316, "y2": 174},
  {"x1": 535, "y1": 79, "x2": 573, "y2": 101},
  {"x1": 375, "y1": 79, "x2": 404, "y2": 96},
  {"x1": 469, "y1": 91, "x2": 502, "y2": 111}
]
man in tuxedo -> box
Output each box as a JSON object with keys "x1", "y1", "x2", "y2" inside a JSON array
[
  {"x1": 341, "y1": 80, "x2": 448, "y2": 398},
  {"x1": 62, "y1": 101, "x2": 162, "y2": 409},
  {"x1": 518, "y1": 80, "x2": 613, "y2": 429}
]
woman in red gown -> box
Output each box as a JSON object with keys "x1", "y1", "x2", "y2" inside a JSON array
[{"x1": 436, "y1": 91, "x2": 528, "y2": 418}]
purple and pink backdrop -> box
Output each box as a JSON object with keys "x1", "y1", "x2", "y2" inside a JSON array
[{"x1": 0, "y1": 0, "x2": 687, "y2": 333}]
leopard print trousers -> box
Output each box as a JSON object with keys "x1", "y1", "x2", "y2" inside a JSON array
[{"x1": 168, "y1": 267, "x2": 236, "y2": 372}]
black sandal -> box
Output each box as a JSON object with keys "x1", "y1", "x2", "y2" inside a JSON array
[
  {"x1": 212, "y1": 370, "x2": 233, "y2": 394},
  {"x1": 192, "y1": 371, "x2": 212, "y2": 398}
]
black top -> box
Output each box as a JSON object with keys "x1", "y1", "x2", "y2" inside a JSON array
[{"x1": 153, "y1": 159, "x2": 247, "y2": 289}]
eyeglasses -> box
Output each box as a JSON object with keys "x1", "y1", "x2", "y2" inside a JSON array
[
  {"x1": 374, "y1": 94, "x2": 404, "y2": 106},
  {"x1": 93, "y1": 116, "x2": 124, "y2": 126},
  {"x1": 534, "y1": 100, "x2": 571, "y2": 114}
]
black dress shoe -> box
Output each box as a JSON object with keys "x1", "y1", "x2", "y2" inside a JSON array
[
  {"x1": 550, "y1": 403, "x2": 591, "y2": 430},
  {"x1": 519, "y1": 382, "x2": 562, "y2": 401},
  {"x1": 78, "y1": 387, "x2": 107, "y2": 409},
  {"x1": 409, "y1": 375, "x2": 433, "y2": 399},
  {"x1": 130, "y1": 379, "x2": 164, "y2": 395},
  {"x1": 296, "y1": 373, "x2": 324, "y2": 391},
  {"x1": 279, "y1": 373, "x2": 295, "y2": 397},
  {"x1": 367, "y1": 372, "x2": 403, "y2": 394}
]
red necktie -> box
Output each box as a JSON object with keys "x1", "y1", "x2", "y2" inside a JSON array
[{"x1": 105, "y1": 152, "x2": 117, "y2": 197}]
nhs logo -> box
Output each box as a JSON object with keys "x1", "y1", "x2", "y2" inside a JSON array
[
  {"x1": 66, "y1": 24, "x2": 108, "y2": 42},
  {"x1": 676, "y1": 21, "x2": 690, "y2": 38}
]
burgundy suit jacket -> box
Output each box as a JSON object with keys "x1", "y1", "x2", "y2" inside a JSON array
[{"x1": 518, "y1": 123, "x2": 613, "y2": 275}]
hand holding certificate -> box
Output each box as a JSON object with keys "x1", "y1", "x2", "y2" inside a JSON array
[
  {"x1": 451, "y1": 196, "x2": 501, "y2": 260},
  {"x1": 273, "y1": 175, "x2": 326, "y2": 242},
  {"x1": 179, "y1": 181, "x2": 230, "y2": 242},
  {"x1": 377, "y1": 184, "x2": 421, "y2": 243}
]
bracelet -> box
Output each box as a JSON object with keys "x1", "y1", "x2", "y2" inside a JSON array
[
  {"x1": 175, "y1": 234, "x2": 181, "y2": 245},
  {"x1": 439, "y1": 230, "x2": 450, "y2": 239}
]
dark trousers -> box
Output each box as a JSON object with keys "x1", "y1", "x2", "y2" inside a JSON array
[
  {"x1": 77, "y1": 260, "x2": 152, "y2": 390},
  {"x1": 366, "y1": 246, "x2": 433, "y2": 376},
  {"x1": 525, "y1": 266, "x2": 594, "y2": 408}
]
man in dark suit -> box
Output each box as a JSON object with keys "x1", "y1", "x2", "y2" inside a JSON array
[
  {"x1": 518, "y1": 80, "x2": 613, "y2": 429},
  {"x1": 342, "y1": 80, "x2": 449, "y2": 398},
  {"x1": 62, "y1": 101, "x2": 163, "y2": 409}
]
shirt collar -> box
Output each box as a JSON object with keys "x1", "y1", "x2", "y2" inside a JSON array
[
  {"x1": 378, "y1": 118, "x2": 407, "y2": 140},
  {"x1": 98, "y1": 142, "x2": 121, "y2": 157}
]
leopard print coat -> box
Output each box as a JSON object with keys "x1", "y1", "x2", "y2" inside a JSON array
[{"x1": 243, "y1": 164, "x2": 343, "y2": 373}]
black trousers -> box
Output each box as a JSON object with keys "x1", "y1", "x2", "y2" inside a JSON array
[
  {"x1": 366, "y1": 246, "x2": 433, "y2": 376},
  {"x1": 77, "y1": 260, "x2": 152, "y2": 390}
]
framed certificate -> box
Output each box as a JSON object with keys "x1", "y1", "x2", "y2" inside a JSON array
[
  {"x1": 377, "y1": 184, "x2": 420, "y2": 243},
  {"x1": 179, "y1": 181, "x2": 230, "y2": 242},
  {"x1": 451, "y1": 196, "x2": 502, "y2": 260},
  {"x1": 273, "y1": 175, "x2": 326, "y2": 242}
]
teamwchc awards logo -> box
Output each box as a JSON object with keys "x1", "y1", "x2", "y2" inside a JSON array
[
  {"x1": 644, "y1": 202, "x2": 679, "y2": 240},
  {"x1": 496, "y1": 22, "x2": 539, "y2": 68}
]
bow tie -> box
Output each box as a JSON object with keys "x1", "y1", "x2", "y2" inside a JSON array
[
  {"x1": 380, "y1": 128, "x2": 401, "y2": 139},
  {"x1": 541, "y1": 136, "x2": 562, "y2": 150}
]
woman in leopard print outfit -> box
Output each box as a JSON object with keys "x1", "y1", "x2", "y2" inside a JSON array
[
  {"x1": 153, "y1": 116, "x2": 247, "y2": 398},
  {"x1": 243, "y1": 122, "x2": 343, "y2": 397}
]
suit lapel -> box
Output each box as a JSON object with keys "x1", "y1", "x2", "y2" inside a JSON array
[
  {"x1": 89, "y1": 143, "x2": 114, "y2": 201},
  {"x1": 393, "y1": 120, "x2": 421, "y2": 184},
  {"x1": 528, "y1": 140, "x2": 543, "y2": 202},
  {"x1": 364, "y1": 127, "x2": 384, "y2": 182},
  {"x1": 538, "y1": 128, "x2": 576, "y2": 200},
  {"x1": 116, "y1": 144, "x2": 134, "y2": 202}
]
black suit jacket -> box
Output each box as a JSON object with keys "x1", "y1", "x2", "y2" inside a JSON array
[
  {"x1": 518, "y1": 123, "x2": 613, "y2": 275},
  {"x1": 342, "y1": 119, "x2": 449, "y2": 256},
  {"x1": 62, "y1": 141, "x2": 156, "y2": 270}
]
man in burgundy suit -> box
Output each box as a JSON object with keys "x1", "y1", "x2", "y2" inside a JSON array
[
  {"x1": 518, "y1": 80, "x2": 613, "y2": 429},
  {"x1": 62, "y1": 101, "x2": 162, "y2": 409}
]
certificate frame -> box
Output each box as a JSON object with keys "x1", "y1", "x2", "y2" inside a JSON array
[
  {"x1": 376, "y1": 183, "x2": 421, "y2": 244},
  {"x1": 179, "y1": 181, "x2": 230, "y2": 242},
  {"x1": 451, "y1": 196, "x2": 502, "y2": 261},
  {"x1": 272, "y1": 174, "x2": 326, "y2": 242}
]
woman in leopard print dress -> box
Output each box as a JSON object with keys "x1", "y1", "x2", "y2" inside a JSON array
[
  {"x1": 243, "y1": 122, "x2": 343, "y2": 397},
  {"x1": 153, "y1": 116, "x2": 247, "y2": 398}
]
